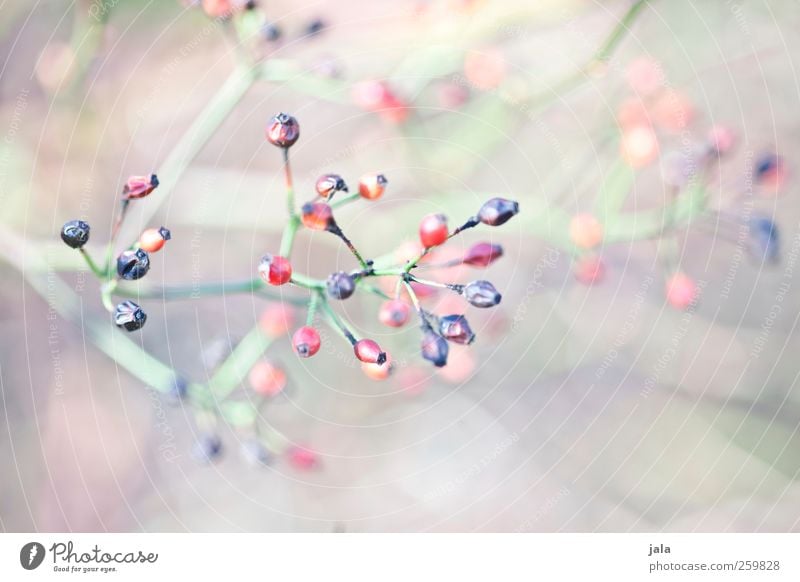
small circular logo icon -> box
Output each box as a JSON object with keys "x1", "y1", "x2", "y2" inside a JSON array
[{"x1": 20, "y1": 542, "x2": 45, "y2": 570}]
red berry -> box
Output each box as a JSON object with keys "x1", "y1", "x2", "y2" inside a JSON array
[
  {"x1": 301, "y1": 202, "x2": 334, "y2": 231},
  {"x1": 138, "y1": 226, "x2": 171, "y2": 253},
  {"x1": 248, "y1": 361, "x2": 287, "y2": 396},
  {"x1": 378, "y1": 299, "x2": 410, "y2": 327},
  {"x1": 315, "y1": 174, "x2": 348, "y2": 198},
  {"x1": 354, "y1": 339, "x2": 387, "y2": 365},
  {"x1": 259, "y1": 304, "x2": 295, "y2": 337},
  {"x1": 258, "y1": 254, "x2": 292, "y2": 286},
  {"x1": 569, "y1": 214, "x2": 604, "y2": 250},
  {"x1": 463, "y1": 242, "x2": 503, "y2": 267},
  {"x1": 419, "y1": 213, "x2": 448, "y2": 248},
  {"x1": 358, "y1": 173, "x2": 388, "y2": 200},
  {"x1": 292, "y1": 326, "x2": 321, "y2": 358}
]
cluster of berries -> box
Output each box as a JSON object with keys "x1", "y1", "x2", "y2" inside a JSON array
[
  {"x1": 259, "y1": 112, "x2": 518, "y2": 370},
  {"x1": 60, "y1": 174, "x2": 169, "y2": 330}
]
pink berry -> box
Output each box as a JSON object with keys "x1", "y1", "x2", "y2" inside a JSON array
[
  {"x1": 292, "y1": 326, "x2": 321, "y2": 358},
  {"x1": 354, "y1": 339, "x2": 387, "y2": 365},
  {"x1": 665, "y1": 272, "x2": 697, "y2": 310},
  {"x1": 574, "y1": 256, "x2": 606, "y2": 285},
  {"x1": 287, "y1": 446, "x2": 318, "y2": 470},
  {"x1": 379, "y1": 299, "x2": 411, "y2": 327},
  {"x1": 569, "y1": 214, "x2": 604, "y2": 250}
]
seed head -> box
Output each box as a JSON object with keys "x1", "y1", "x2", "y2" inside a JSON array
[
  {"x1": 438, "y1": 314, "x2": 475, "y2": 345},
  {"x1": 266, "y1": 112, "x2": 300, "y2": 148},
  {"x1": 116, "y1": 248, "x2": 151, "y2": 280},
  {"x1": 122, "y1": 174, "x2": 159, "y2": 200},
  {"x1": 419, "y1": 213, "x2": 448, "y2": 248},
  {"x1": 358, "y1": 173, "x2": 388, "y2": 200},
  {"x1": 421, "y1": 328, "x2": 449, "y2": 367},
  {"x1": 326, "y1": 271, "x2": 356, "y2": 300},
  {"x1": 478, "y1": 197, "x2": 519, "y2": 227},
  {"x1": 138, "y1": 226, "x2": 171, "y2": 253},
  {"x1": 292, "y1": 326, "x2": 321, "y2": 358},
  {"x1": 315, "y1": 174, "x2": 348, "y2": 199},
  {"x1": 258, "y1": 254, "x2": 292, "y2": 286},
  {"x1": 60, "y1": 219, "x2": 90, "y2": 249},
  {"x1": 378, "y1": 299, "x2": 410, "y2": 327},
  {"x1": 114, "y1": 300, "x2": 147, "y2": 332},
  {"x1": 463, "y1": 242, "x2": 503, "y2": 267},
  {"x1": 354, "y1": 339, "x2": 387, "y2": 365},
  {"x1": 462, "y1": 280, "x2": 501, "y2": 308},
  {"x1": 301, "y1": 201, "x2": 335, "y2": 231}
]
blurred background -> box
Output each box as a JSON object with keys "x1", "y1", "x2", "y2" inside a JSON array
[{"x1": 2, "y1": 0, "x2": 800, "y2": 532}]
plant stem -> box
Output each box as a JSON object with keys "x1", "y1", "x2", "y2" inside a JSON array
[
  {"x1": 330, "y1": 192, "x2": 362, "y2": 209},
  {"x1": 318, "y1": 295, "x2": 356, "y2": 345},
  {"x1": 328, "y1": 224, "x2": 369, "y2": 269},
  {"x1": 78, "y1": 248, "x2": 105, "y2": 278},
  {"x1": 283, "y1": 148, "x2": 295, "y2": 217},
  {"x1": 208, "y1": 325, "x2": 273, "y2": 402},
  {"x1": 114, "y1": 277, "x2": 308, "y2": 304},
  {"x1": 279, "y1": 214, "x2": 301, "y2": 257},
  {"x1": 104, "y1": 199, "x2": 129, "y2": 278},
  {"x1": 306, "y1": 293, "x2": 320, "y2": 326},
  {"x1": 290, "y1": 272, "x2": 325, "y2": 290}
]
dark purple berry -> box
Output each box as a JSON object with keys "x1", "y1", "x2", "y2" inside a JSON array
[
  {"x1": 749, "y1": 216, "x2": 780, "y2": 264},
  {"x1": 421, "y1": 328, "x2": 449, "y2": 367},
  {"x1": 326, "y1": 271, "x2": 356, "y2": 300},
  {"x1": 191, "y1": 433, "x2": 222, "y2": 464},
  {"x1": 167, "y1": 376, "x2": 189, "y2": 405},
  {"x1": 114, "y1": 300, "x2": 147, "y2": 332},
  {"x1": 262, "y1": 22, "x2": 281, "y2": 42},
  {"x1": 305, "y1": 18, "x2": 325, "y2": 37},
  {"x1": 463, "y1": 280, "x2": 502, "y2": 308},
  {"x1": 116, "y1": 248, "x2": 150, "y2": 280},
  {"x1": 478, "y1": 197, "x2": 519, "y2": 226},
  {"x1": 60, "y1": 220, "x2": 90, "y2": 249},
  {"x1": 439, "y1": 314, "x2": 475, "y2": 345}
]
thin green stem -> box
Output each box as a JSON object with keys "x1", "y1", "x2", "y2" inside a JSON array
[
  {"x1": 330, "y1": 192, "x2": 362, "y2": 209},
  {"x1": 78, "y1": 248, "x2": 105, "y2": 278},
  {"x1": 318, "y1": 295, "x2": 356, "y2": 345},
  {"x1": 290, "y1": 272, "x2": 326, "y2": 290},
  {"x1": 592, "y1": 0, "x2": 649, "y2": 66},
  {"x1": 328, "y1": 224, "x2": 369, "y2": 269},
  {"x1": 208, "y1": 326, "x2": 273, "y2": 402},
  {"x1": 279, "y1": 214, "x2": 301, "y2": 257},
  {"x1": 306, "y1": 293, "x2": 320, "y2": 326},
  {"x1": 283, "y1": 148, "x2": 295, "y2": 217},
  {"x1": 104, "y1": 199, "x2": 129, "y2": 279},
  {"x1": 113, "y1": 277, "x2": 308, "y2": 304}
]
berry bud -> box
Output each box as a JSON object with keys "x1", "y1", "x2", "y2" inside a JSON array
[
  {"x1": 438, "y1": 314, "x2": 475, "y2": 345},
  {"x1": 259, "y1": 303, "x2": 295, "y2": 337},
  {"x1": 749, "y1": 216, "x2": 780, "y2": 264},
  {"x1": 358, "y1": 173, "x2": 388, "y2": 200},
  {"x1": 379, "y1": 299, "x2": 410, "y2": 327},
  {"x1": 192, "y1": 433, "x2": 222, "y2": 464},
  {"x1": 60, "y1": 219, "x2": 90, "y2": 249},
  {"x1": 241, "y1": 439, "x2": 271, "y2": 467},
  {"x1": 138, "y1": 226, "x2": 171, "y2": 253},
  {"x1": 122, "y1": 174, "x2": 159, "y2": 200},
  {"x1": 569, "y1": 213, "x2": 604, "y2": 250},
  {"x1": 249, "y1": 361, "x2": 287, "y2": 396},
  {"x1": 354, "y1": 339, "x2": 387, "y2": 365},
  {"x1": 266, "y1": 112, "x2": 300, "y2": 148},
  {"x1": 114, "y1": 300, "x2": 147, "y2": 332},
  {"x1": 301, "y1": 201, "x2": 334, "y2": 231},
  {"x1": 421, "y1": 328, "x2": 449, "y2": 367},
  {"x1": 665, "y1": 272, "x2": 697, "y2": 310},
  {"x1": 462, "y1": 280, "x2": 501, "y2": 308},
  {"x1": 292, "y1": 326, "x2": 321, "y2": 358},
  {"x1": 116, "y1": 248, "x2": 151, "y2": 280},
  {"x1": 419, "y1": 213, "x2": 448, "y2": 248},
  {"x1": 315, "y1": 174, "x2": 348, "y2": 199},
  {"x1": 258, "y1": 254, "x2": 292, "y2": 286},
  {"x1": 326, "y1": 271, "x2": 356, "y2": 300},
  {"x1": 478, "y1": 197, "x2": 519, "y2": 226},
  {"x1": 463, "y1": 242, "x2": 503, "y2": 267}
]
